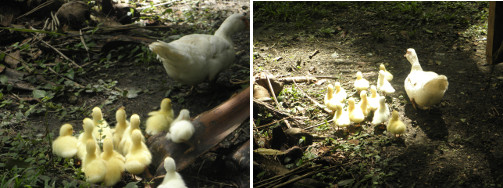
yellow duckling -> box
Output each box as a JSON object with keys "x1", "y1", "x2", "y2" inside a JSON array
[
  {"x1": 358, "y1": 90, "x2": 370, "y2": 117},
  {"x1": 371, "y1": 97, "x2": 390, "y2": 125},
  {"x1": 52, "y1": 124, "x2": 78, "y2": 158},
  {"x1": 333, "y1": 82, "x2": 347, "y2": 103},
  {"x1": 125, "y1": 129, "x2": 152, "y2": 175},
  {"x1": 83, "y1": 139, "x2": 106, "y2": 184},
  {"x1": 368, "y1": 85, "x2": 380, "y2": 111},
  {"x1": 113, "y1": 107, "x2": 129, "y2": 150},
  {"x1": 158, "y1": 157, "x2": 188, "y2": 188},
  {"x1": 146, "y1": 98, "x2": 175, "y2": 135},
  {"x1": 77, "y1": 118, "x2": 101, "y2": 160},
  {"x1": 167, "y1": 109, "x2": 195, "y2": 144},
  {"x1": 333, "y1": 104, "x2": 350, "y2": 130},
  {"x1": 377, "y1": 70, "x2": 395, "y2": 95},
  {"x1": 324, "y1": 84, "x2": 339, "y2": 112},
  {"x1": 120, "y1": 114, "x2": 145, "y2": 155},
  {"x1": 354, "y1": 71, "x2": 369, "y2": 93},
  {"x1": 387, "y1": 110, "x2": 406, "y2": 137},
  {"x1": 348, "y1": 98, "x2": 364, "y2": 125},
  {"x1": 92, "y1": 107, "x2": 113, "y2": 143},
  {"x1": 379, "y1": 63, "x2": 393, "y2": 81},
  {"x1": 100, "y1": 137, "x2": 125, "y2": 186}
]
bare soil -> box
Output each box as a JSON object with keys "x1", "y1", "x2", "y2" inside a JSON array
[{"x1": 253, "y1": 2, "x2": 503, "y2": 187}]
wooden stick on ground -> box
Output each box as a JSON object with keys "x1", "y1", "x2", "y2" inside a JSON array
[{"x1": 266, "y1": 74, "x2": 292, "y2": 129}]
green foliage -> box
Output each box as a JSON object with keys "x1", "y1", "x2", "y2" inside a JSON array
[{"x1": 0, "y1": 131, "x2": 82, "y2": 187}]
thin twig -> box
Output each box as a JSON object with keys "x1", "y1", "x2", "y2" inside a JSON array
[
  {"x1": 33, "y1": 35, "x2": 82, "y2": 69},
  {"x1": 16, "y1": 0, "x2": 55, "y2": 20},
  {"x1": 1, "y1": 50, "x2": 33, "y2": 73},
  {"x1": 47, "y1": 67, "x2": 85, "y2": 88},
  {"x1": 291, "y1": 79, "x2": 332, "y2": 114},
  {"x1": 266, "y1": 74, "x2": 292, "y2": 129},
  {"x1": 255, "y1": 116, "x2": 292, "y2": 130}
]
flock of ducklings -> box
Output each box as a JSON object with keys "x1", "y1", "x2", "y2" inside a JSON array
[
  {"x1": 324, "y1": 64, "x2": 406, "y2": 137},
  {"x1": 51, "y1": 98, "x2": 192, "y2": 187}
]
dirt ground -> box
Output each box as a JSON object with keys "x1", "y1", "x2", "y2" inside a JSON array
[
  {"x1": 0, "y1": 0, "x2": 249, "y2": 187},
  {"x1": 253, "y1": 2, "x2": 503, "y2": 187}
]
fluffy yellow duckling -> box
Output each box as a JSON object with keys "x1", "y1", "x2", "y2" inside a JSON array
[
  {"x1": 125, "y1": 129, "x2": 152, "y2": 175},
  {"x1": 120, "y1": 114, "x2": 145, "y2": 155},
  {"x1": 52, "y1": 124, "x2": 78, "y2": 158},
  {"x1": 348, "y1": 98, "x2": 364, "y2": 125},
  {"x1": 404, "y1": 48, "x2": 449, "y2": 110},
  {"x1": 100, "y1": 138, "x2": 125, "y2": 186},
  {"x1": 333, "y1": 104, "x2": 350, "y2": 130},
  {"x1": 77, "y1": 118, "x2": 101, "y2": 160},
  {"x1": 377, "y1": 70, "x2": 395, "y2": 95},
  {"x1": 333, "y1": 82, "x2": 347, "y2": 103},
  {"x1": 166, "y1": 109, "x2": 195, "y2": 144},
  {"x1": 92, "y1": 107, "x2": 113, "y2": 143},
  {"x1": 146, "y1": 98, "x2": 175, "y2": 135},
  {"x1": 83, "y1": 139, "x2": 106, "y2": 184},
  {"x1": 379, "y1": 63, "x2": 393, "y2": 81},
  {"x1": 113, "y1": 107, "x2": 129, "y2": 150},
  {"x1": 368, "y1": 85, "x2": 380, "y2": 111},
  {"x1": 324, "y1": 84, "x2": 339, "y2": 112},
  {"x1": 358, "y1": 90, "x2": 371, "y2": 117},
  {"x1": 158, "y1": 157, "x2": 187, "y2": 188},
  {"x1": 387, "y1": 110, "x2": 406, "y2": 137},
  {"x1": 354, "y1": 71, "x2": 369, "y2": 93},
  {"x1": 371, "y1": 97, "x2": 390, "y2": 125}
]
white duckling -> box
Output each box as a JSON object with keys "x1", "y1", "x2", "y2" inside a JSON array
[
  {"x1": 166, "y1": 109, "x2": 195, "y2": 144},
  {"x1": 52, "y1": 124, "x2": 78, "y2": 158},
  {"x1": 77, "y1": 118, "x2": 101, "y2": 160},
  {"x1": 324, "y1": 84, "x2": 339, "y2": 112},
  {"x1": 333, "y1": 82, "x2": 347, "y2": 103},
  {"x1": 379, "y1": 63, "x2": 393, "y2": 81},
  {"x1": 377, "y1": 70, "x2": 395, "y2": 95},
  {"x1": 348, "y1": 98, "x2": 365, "y2": 125},
  {"x1": 146, "y1": 98, "x2": 175, "y2": 135},
  {"x1": 158, "y1": 157, "x2": 188, "y2": 188},
  {"x1": 149, "y1": 13, "x2": 248, "y2": 85},
  {"x1": 404, "y1": 48, "x2": 449, "y2": 110},
  {"x1": 333, "y1": 104, "x2": 350, "y2": 130},
  {"x1": 387, "y1": 110, "x2": 406, "y2": 137},
  {"x1": 91, "y1": 107, "x2": 113, "y2": 143},
  {"x1": 113, "y1": 107, "x2": 129, "y2": 150},
  {"x1": 83, "y1": 139, "x2": 106, "y2": 184},
  {"x1": 358, "y1": 90, "x2": 371, "y2": 117},
  {"x1": 125, "y1": 129, "x2": 152, "y2": 175},
  {"x1": 354, "y1": 71, "x2": 369, "y2": 93},
  {"x1": 100, "y1": 137, "x2": 125, "y2": 186},
  {"x1": 371, "y1": 97, "x2": 390, "y2": 125},
  {"x1": 120, "y1": 114, "x2": 145, "y2": 155},
  {"x1": 368, "y1": 85, "x2": 380, "y2": 111}
]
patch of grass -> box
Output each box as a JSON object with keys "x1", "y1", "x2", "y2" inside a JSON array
[{"x1": 0, "y1": 130, "x2": 84, "y2": 187}]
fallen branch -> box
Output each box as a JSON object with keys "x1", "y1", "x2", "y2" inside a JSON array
[
  {"x1": 253, "y1": 99, "x2": 305, "y2": 127},
  {"x1": 278, "y1": 76, "x2": 317, "y2": 84}
]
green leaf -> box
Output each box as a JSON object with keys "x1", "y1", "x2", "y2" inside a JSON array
[
  {"x1": 66, "y1": 69, "x2": 75, "y2": 80},
  {"x1": 337, "y1": 179, "x2": 354, "y2": 187},
  {"x1": 32, "y1": 90, "x2": 47, "y2": 99},
  {"x1": 0, "y1": 75, "x2": 7, "y2": 84}
]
